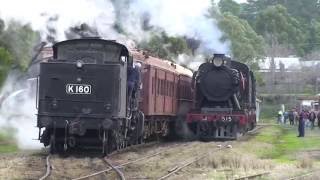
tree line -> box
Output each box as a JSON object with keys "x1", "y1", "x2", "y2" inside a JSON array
[{"x1": 139, "y1": 0, "x2": 320, "y2": 68}]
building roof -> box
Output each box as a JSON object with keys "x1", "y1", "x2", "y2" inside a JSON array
[
  {"x1": 130, "y1": 49, "x2": 193, "y2": 77},
  {"x1": 259, "y1": 57, "x2": 320, "y2": 70}
]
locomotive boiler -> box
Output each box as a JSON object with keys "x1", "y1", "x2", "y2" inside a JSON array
[{"x1": 187, "y1": 54, "x2": 256, "y2": 140}]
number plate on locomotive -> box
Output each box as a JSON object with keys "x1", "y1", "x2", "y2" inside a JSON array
[{"x1": 66, "y1": 84, "x2": 91, "y2": 94}]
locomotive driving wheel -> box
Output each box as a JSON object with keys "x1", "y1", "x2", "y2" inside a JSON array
[
  {"x1": 136, "y1": 111, "x2": 145, "y2": 144},
  {"x1": 232, "y1": 124, "x2": 243, "y2": 140},
  {"x1": 49, "y1": 134, "x2": 64, "y2": 154},
  {"x1": 49, "y1": 134, "x2": 56, "y2": 154},
  {"x1": 102, "y1": 130, "x2": 108, "y2": 155},
  {"x1": 196, "y1": 121, "x2": 211, "y2": 140}
]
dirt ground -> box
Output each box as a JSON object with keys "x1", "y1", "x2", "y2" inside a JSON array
[{"x1": 1, "y1": 127, "x2": 320, "y2": 180}]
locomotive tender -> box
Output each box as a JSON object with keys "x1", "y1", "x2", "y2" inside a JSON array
[
  {"x1": 36, "y1": 38, "x2": 193, "y2": 153},
  {"x1": 187, "y1": 54, "x2": 256, "y2": 139}
]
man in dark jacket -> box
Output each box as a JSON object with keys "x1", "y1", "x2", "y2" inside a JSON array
[
  {"x1": 309, "y1": 110, "x2": 316, "y2": 129},
  {"x1": 298, "y1": 109, "x2": 309, "y2": 137},
  {"x1": 127, "y1": 63, "x2": 141, "y2": 110},
  {"x1": 288, "y1": 109, "x2": 295, "y2": 125},
  {"x1": 317, "y1": 111, "x2": 320, "y2": 128}
]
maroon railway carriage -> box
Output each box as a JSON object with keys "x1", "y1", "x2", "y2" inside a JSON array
[
  {"x1": 186, "y1": 54, "x2": 256, "y2": 140},
  {"x1": 131, "y1": 50, "x2": 193, "y2": 139}
]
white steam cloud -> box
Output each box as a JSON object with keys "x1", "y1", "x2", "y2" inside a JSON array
[
  {"x1": 0, "y1": 0, "x2": 117, "y2": 41},
  {"x1": 0, "y1": 0, "x2": 229, "y2": 52},
  {"x1": 0, "y1": 73, "x2": 41, "y2": 149},
  {"x1": 129, "y1": 0, "x2": 229, "y2": 53}
]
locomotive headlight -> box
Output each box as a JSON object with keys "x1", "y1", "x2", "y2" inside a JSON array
[
  {"x1": 213, "y1": 57, "x2": 224, "y2": 67},
  {"x1": 76, "y1": 60, "x2": 83, "y2": 68}
]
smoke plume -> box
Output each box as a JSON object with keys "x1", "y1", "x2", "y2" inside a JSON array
[
  {"x1": 0, "y1": 73, "x2": 41, "y2": 149},
  {"x1": 0, "y1": 0, "x2": 229, "y2": 52},
  {"x1": 127, "y1": 0, "x2": 229, "y2": 53}
]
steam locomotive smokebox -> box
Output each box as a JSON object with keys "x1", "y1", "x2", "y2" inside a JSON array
[{"x1": 199, "y1": 66, "x2": 239, "y2": 102}]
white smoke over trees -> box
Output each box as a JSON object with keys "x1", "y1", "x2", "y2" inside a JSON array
[
  {"x1": 0, "y1": 72, "x2": 40, "y2": 149},
  {"x1": 0, "y1": 0, "x2": 229, "y2": 52}
]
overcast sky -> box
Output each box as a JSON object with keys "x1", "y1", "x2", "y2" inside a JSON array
[{"x1": 215, "y1": 0, "x2": 247, "y2": 3}]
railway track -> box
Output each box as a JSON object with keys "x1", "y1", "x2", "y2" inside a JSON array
[
  {"x1": 103, "y1": 157, "x2": 126, "y2": 180},
  {"x1": 37, "y1": 130, "x2": 262, "y2": 180},
  {"x1": 234, "y1": 172, "x2": 270, "y2": 180},
  {"x1": 72, "y1": 142, "x2": 190, "y2": 180},
  {"x1": 285, "y1": 169, "x2": 320, "y2": 180},
  {"x1": 156, "y1": 144, "x2": 230, "y2": 180},
  {"x1": 38, "y1": 154, "x2": 126, "y2": 180},
  {"x1": 72, "y1": 149, "x2": 171, "y2": 180},
  {"x1": 37, "y1": 141, "x2": 161, "y2": 180},
  {"x1": 108, "y1": 141, "x2": 160, "y2": 157},
  {"x1": 39, "y1": 155, "x2": 52, "y2": 180}
]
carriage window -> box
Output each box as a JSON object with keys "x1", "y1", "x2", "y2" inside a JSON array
[
  {"x1": 157, "y1": 79, "x2": 160, "y2": 95},
  {"x1": 152, "y1": 77, "x2": 155, "y2": 94},
  {"x1": 169, "y1": 82, "x2": 172, "y2": 97},
  {"x1": 171, "y1": 82, "x2": 174, "y2": 97},
  {"x1": 165, "y1": 81, "x2": 168, "y2": 96},
  {"x1": 173, "y1": 83, "x2": 175, "y2": 97},
  {"x1": 161, "y1": 80, "x2": 164, "y2": 95}
]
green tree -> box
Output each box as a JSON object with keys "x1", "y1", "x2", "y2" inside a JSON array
[
  {"x1": 255, "y1": 5, "x2": 305, "y2": 56},
  {"x1": 307, "y1": 20, "x2": 320, "y2": 52},
  {"x1": 240, "y1": 0, "x2": 320, "y2": 56},
  {"x1": 0, "y1": 21, "x2": 40, "y2": 71},
  {"x1": 279, "y1": 0, "x2": 320, "y2": 24},
  {"x1": 240, "y1": 0, "x2": 279, "y2": 26},
  {"x1": 0, "y1": 19, "x2": 4, "y2": 35},
  {"x1": 218, "y1": 12, "x2": 266, "y2": 68},
  {"x1": 139, "y1": 32, "x2": 190, "y2": 60},
  {"x1": 0, "y1": 47, "x2": 12, "y2": 86},
  {"x1": 218, "y1": 0, "x2": 241, "y2": 17}
]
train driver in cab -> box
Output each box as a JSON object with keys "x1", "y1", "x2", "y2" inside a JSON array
[{"x1": 127, "y1": 62, "x2": 142, "y2": 109}]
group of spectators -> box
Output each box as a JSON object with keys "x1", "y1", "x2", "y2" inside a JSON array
[{"x1": 277, "y1": 109, "x2": 320, "y2": 137}]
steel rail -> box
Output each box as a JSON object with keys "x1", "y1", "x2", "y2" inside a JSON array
[
  {"x1": 104, "y1": 157, "x2": 126, "y2": 180},
  {"x1": 72, "y1": 143, "x2": 186, "y2": 180},
  {"x1": 157, "y1": 145, "x2": 228, "y2": 180},
  {"x1": 39, "y1": 155, "x2": 51, "y2": 180}
]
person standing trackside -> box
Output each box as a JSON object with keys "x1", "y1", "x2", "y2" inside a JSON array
[
  {"x1": 283, "y1": 111, "x2": 289, "y2": 124},
  {"x1": 277, "y1": 110, "x2": 283, "y2": 124},
  {"x1": 298, "y1": 109, "x2": 308, "y2": 137},
  {"x1": 294, "y1": 110, "x2": 299, "y2": 125},
  {"x1": 317, "y1": 111, "x2": 320, "y2": 128},
  {"x1": 309, "y1": 110, "x2": 316, "y2": 129},
  {"x1": 288, "y1": 109, "x2": 295, "y2": 125}
]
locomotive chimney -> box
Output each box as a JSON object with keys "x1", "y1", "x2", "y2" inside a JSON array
[{"x1": 213, "y1": 53, "x2": 225, "y2": 58}]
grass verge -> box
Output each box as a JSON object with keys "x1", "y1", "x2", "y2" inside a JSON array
[
  {"x1": 243, "y1": 123, "x2": 320, "y2": 163},
  {"x1": 0, "y1": 127, "x2": 18, "y2": 153}
]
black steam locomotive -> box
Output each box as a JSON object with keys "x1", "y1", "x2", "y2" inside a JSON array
[
  {"x1": 37, "y1": 39, "x2": 144, "y2": 154},
  {"x1": 187, "y1": 54, "x2": 256, "y2": 140}
]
